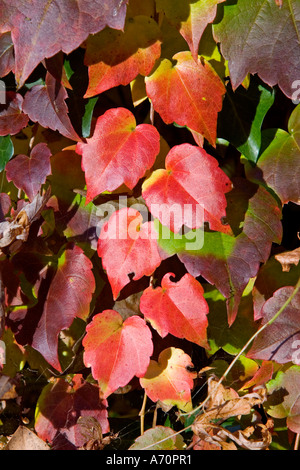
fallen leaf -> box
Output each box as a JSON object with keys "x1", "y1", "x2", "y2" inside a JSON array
[
  {"x1": 5, "y1": 426, "x2": 50, "y2": 450},
  {"x1": 275, "y1": 247, "x2": 300, "y2": 272}
]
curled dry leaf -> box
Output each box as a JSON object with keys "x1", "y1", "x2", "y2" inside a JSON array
[
  {"x1": 191, "y1": 378, "x2": 270, "y2": 450},
  {"x1": 0, "y1": 187, "x2": 51, "y2": 254},
  {"x1": 275, "y1": 247, "x2": 300, "y2": 272}
]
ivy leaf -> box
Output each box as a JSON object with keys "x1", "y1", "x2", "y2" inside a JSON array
[
  {"x1": 83, "y1": 310, "x2": 153, "y2": 398},
  {"x1": 213, "y1": 0, "x2": 300, "y2": 99},
  {"x1": 23, "y1": 72, "x2": 81, "y2": 142},
  {"x1": 158, "y1": 182, "x2": 282, "y2": 325},
  {"x1": 97, "y1": 207, "x2": 162, "y2": 299},
  {"x1": 129, "y1": 426, "x2": 185, "y2": 450},
  {"x1": 0, "y1": 135, "x2": 13, "y2": 171},
  {"x1": 145, "y1": 51, "x2": 226, "y2": 145},
  {"x1": 247, "y1": 286, "x2": 300, "y2": 364},
  {"x1": 218, "y1": 80, "x2": 275, "y2": 163},
  {"x1": 252, "y1": 256, "x2": 300, "y2": 321},
  {"x1": 5, "y1": 143, "x2": 52, "y2": 201},
  {"x1": 142, "y1": 143, "x2": 232, "y2": 234},
  {"x1": 140, "y1": 272, "x2": 209, "y2": 348},
  {"x1": 0, "y1": 0, "x2": 129, "y2": 88},
  {"x1": 266, "y1": 365, "x2": 300, "y2": 433},
  {"x1": 31, "y1": 244, "x2": 95, "y2": 371},
  {"x1": 76, "y1": 107, "x2": 160, "y2": 203},
  {"x1": 0, "y1": 32, "x2": 14, "y2": 77},
  {"x1": 84, "y1": 16, "x2": 162, "y2": 98},
  {"x1": 140, "y1": 347, "x2": 197, "y2": 412},
  {"x1": 35, "y1": 374, "x2": 109, "y2": 450},
  {"x1": 156, "y1": 0, "x2": 225, "y2": 60},
  {"x1": 253, "y1": 104, "x2": 300, "y2": 205},
  {"x1": 0, "y1": 92, "x2": 29, "y2": 136}
]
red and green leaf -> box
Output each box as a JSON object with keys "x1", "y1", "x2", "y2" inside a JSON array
[
  {"x1": 145, "y1": 51, "x2": 226, "y2": 145},
  {"x1": 84, "y1": 15, "x2": 162, "y2": 97},
  {"x1": 213, "y1": 0, "x2": 300, "y2": 99},
  {"x1": 156, "y1": 0, "x2": 225, "y2": 60},
  {"x1": 142, "y1": 143, "x2": 232, "y2": 233},
  {"x1": 140, "y1": 347, "x2": 197, "y2": 412}
]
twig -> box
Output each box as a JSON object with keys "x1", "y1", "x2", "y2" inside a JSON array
[{"x1": 139, "y1": 392, "x2": 148, "y2": 436}]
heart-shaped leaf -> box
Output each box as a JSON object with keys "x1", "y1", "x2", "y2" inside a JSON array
[
  {"x1": 76, "y1": 107, "x2": 160, "y2": 203},
  {"x1": 84, "y1": 15, "x2": 161, "y2": 97},
  {"x1": 142, "y1": 143, "x2": 232, "y2": 233},
  {"x1": 145, "y1": 51, "x2": 225, "y2": 145},
  {"x1": 5, "y1": 143, "x2": 52, "y2": 201},
  {"x1": 140, "y1": 347, "x2": 197, "y2": 412},
  {"x1": 83, "y1": 310, "x2": 153, "y2": 398},
  {"x1": 140, "y1": 272, "x2": 209, "y2": 348},
  {"x1": 97, "y1": 207, "x2": 162, "y2": 299}
]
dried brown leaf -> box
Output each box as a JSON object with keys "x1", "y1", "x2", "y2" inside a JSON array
[
  {"x1": 0, "y1": 188, "x2": 51, "y2": 253},
  {"x1": 5, "y1": 426, "x2": 50, "y2": 450},
  {"x1": 275, "y1": 247, "x2": 300, "y2": 272}
]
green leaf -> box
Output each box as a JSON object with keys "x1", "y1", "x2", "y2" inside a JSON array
[
  {"x1": 0, "y1": 135, "x2": 13, "y2": 171},
  {"x1": 218, "y1": 79, "x2": 275, "y2": 162},
  {"x1": 247, "y1": 104, "x2": 300, "y2": 204},
  {"x1": 82, "y1": 96, "x2": 99, "y2": 138}
]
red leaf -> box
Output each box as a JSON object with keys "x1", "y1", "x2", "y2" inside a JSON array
[
  {"x1": 0, "y1": 32, "x2": 14, "y2": 77},
  {"x1": 84, "y1": 15, "x2": 162, "y2": 97},
  {"x1": 145, "y1": 51, "x2": 225, "y2": 145},
  {"x1": 97, "y1": 207, "x2": 162, "y2": 299},
  {"x1": 140, "y1": 347, "x2": 197, "y2": 412},
  {"x1": 83, "y1": 310, "x2": 153, "y2": 398},
  {"x1": 23, "y1": 72, "x2": 80, "y2": 142},
  {"x1": 0, "y1": 92, "x2": 29, "y2": 136},
  {"x1": 76, "y1": 107, "x2": 160, "y2": 203},
  {"x1": 142, "y1": 143, "x2": 232, "y2": 233},
  {"x1": 31, "y1": 244, "x2": 95, "y2": 371},
  {"x1": 0, "y1": 0, "x2": 129, "y2": 88},
  {"x1": 5, "y1": 143, "x2": 52, "y2": 201},
  {"x1": 35, "y1": 374, "x2": 109, "y2": 450},
  {"x1": 140, "y1": 273, "x2": 209, "y2": 348}
]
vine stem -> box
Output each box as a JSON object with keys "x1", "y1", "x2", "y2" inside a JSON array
[
  {"x1": 141, "y1": 277, "x2": 300, "y2": 450},
  {"x1": 182, "y1": 276, "x2": 300, "y2": 417}
]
